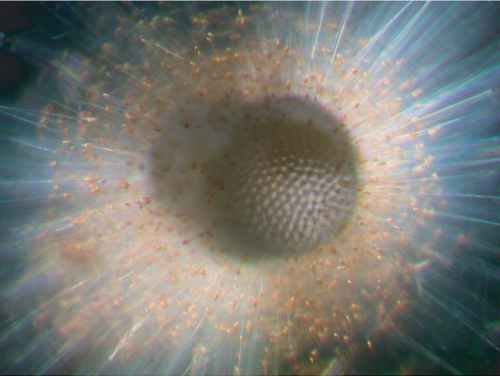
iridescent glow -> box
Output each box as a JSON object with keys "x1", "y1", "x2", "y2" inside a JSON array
[{"x1": 1, "y1": 2, "x2": 499, "y2": 375}]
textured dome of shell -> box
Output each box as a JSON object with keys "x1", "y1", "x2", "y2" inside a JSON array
[{"x1": 209, "y1": 98, "x2": 358, "y2": 256}]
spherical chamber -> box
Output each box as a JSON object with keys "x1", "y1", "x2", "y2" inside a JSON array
[{"x1": 151, "y1": 95, "x2": 359, "y2": 259}]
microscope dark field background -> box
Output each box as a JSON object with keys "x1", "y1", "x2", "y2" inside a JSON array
[{"x1": 1, "y1": 2, "x2": 500, "y2": 375}]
